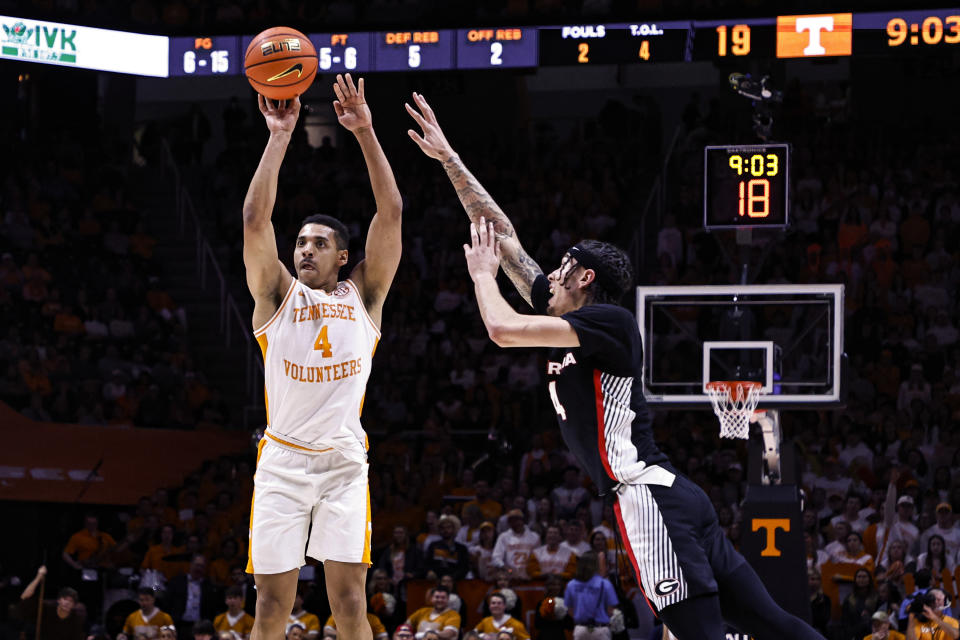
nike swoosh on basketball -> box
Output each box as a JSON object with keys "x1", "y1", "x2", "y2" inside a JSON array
[{"x1": 267, "y1": 63, "x2": 303, "y2": 82}]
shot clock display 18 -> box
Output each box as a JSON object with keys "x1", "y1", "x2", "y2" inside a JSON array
[{"x1": 703, "y1": 144, "x2": 790, "y2": 230}]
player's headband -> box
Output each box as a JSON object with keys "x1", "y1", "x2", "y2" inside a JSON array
[{"x1": 567, "y1": 244, "x2": 620, "y2": 295}]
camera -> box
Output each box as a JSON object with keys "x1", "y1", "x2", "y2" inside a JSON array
[
  {"x1": 909, "y1": 592, "x2": 937, "y2": 622},
  {"x1": 728, "y1": 73, "x2": 782, "y2": 141},
  {"x1": 728, "y1": 73, "x2": 782, "y2": 103}
]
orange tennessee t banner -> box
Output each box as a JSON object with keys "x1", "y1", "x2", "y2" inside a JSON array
[
  {"x1": 0, "y1": 402, "x2": 250, "y2": 504},
  {"x1": 776, "y1": 13, "x2": 853, "y2": 58}
]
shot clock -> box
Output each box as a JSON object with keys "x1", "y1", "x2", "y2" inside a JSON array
[{"x1": 703, "y1": 144, "x2": 790, "y2": 230}]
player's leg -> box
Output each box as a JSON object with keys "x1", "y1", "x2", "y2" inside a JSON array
[
  {"x1": 656, "y1": 594, "x2": 725, "y2": 640},
  {"x1": 309, "y1": 451, "x2": 372, "y2": 640},
  {"x1": 613, "y1": 481, "x2": 724, "y2": 637},
  {"x1": 247, "y1": 442, "x2": 314, "y2": 640},
  {"x1": 250, "y1": 569, "x2": 300, "y2": 640},
  {"x1": 716, "y1": 561, "x2": 826, "y2": 640},
  {"x1": 324, "y1": 561, "x2": 373, "y2": 640}
]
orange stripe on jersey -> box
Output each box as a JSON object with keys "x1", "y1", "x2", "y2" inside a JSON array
[
  {"x1": 246, "y1": 436, "x2": 267, "y2": 574},
  {"x1": 264, "y1": 431, "x2": 333, "y2": 453},
  {"x1": 253, "y1": 278, "x2": 297, "y2": 336},
  {"x1": 362, "y1": 484, "x2": 372, "y2": 565},
  {"x1": 256, "y1": 334, "x2": 270, "y2": 425}
]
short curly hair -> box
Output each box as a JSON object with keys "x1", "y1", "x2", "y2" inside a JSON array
[
  {"x1": 577, "y1": 239, "x2": 633, "y2": 305},
  {"x1": 300, "y1": 214, "x2": 350, "y2": 250}
]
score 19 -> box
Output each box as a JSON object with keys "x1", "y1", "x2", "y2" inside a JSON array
[
  {"x1": 729, "y1": 153, "x2": 778, "y2": 218},
  {"x1": 716, "y1": 24, "x2": 751, "y2": 56}
]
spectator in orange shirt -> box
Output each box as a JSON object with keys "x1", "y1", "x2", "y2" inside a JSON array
[
  {"x1": 214, "y1": 587, "x2": 255, "y2": 640},
  {"x1": 18, "y1": 352, "x2": 52, "y2": 396},
  {"x1": 142, "y1": 524, "x2": 186, "y2": 581},
  {"x1": 899, "y1": 205, "x2": 930, "y2": 253},
  {"x1": 154, "y1": 488, "x2": 180, "y2": 525},
  {"x1": 53, "y1": 305, "x2": 85, "y2": 334},
  {"x1": 209, "y1": 539, "x2": 242, "y2": 586},
  {"x1": 62, "y1": 514, "x2": 116, "y2": 571},
  {"x1": 128, "y1": 497, "x2": 155, "y2": 533},
  {"x1": 129, "y1": 222, "x2": 157, "y2": 260},
  {"x1": 463, "y1": 480, "x2": 503, "y2": 523}
]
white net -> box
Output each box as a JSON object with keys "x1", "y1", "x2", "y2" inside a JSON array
[{"x1": 706, "y1": 381, "x2": 762, "y2": 439}]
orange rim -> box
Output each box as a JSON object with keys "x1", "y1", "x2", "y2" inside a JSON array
[{"x1": 706, "y1": 380, "x2": 763, "y2": 402}]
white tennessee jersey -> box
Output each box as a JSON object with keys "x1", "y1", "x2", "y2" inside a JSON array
[{"x1": 254, "y1": 278, "x2": 380, "y2": 462}]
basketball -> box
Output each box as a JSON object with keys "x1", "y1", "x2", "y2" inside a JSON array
[{"x1": 244, "y1": 27, "x2": 317, "y2": 101}]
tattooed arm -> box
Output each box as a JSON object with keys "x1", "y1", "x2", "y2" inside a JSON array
[{"x1": 406, "y1": 92, "x2": 543, "y2": 306}]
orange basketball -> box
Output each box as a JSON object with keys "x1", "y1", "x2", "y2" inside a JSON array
[{"x1": 244, "y1": 27, "x2": 317, "y2": 101}]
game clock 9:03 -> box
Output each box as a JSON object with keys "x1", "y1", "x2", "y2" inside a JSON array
[
  {"x1": 703, "y1": 144, "x2": 790, "y2": 230},
  {"x1": 887, "y1": 15, "x2": 960, "y2": 46}
]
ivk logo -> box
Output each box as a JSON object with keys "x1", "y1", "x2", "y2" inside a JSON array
[
  {"x1": 2, "y1": 19, "x2": 78, "y2": 63},
  {"x1": 776, "y1": 13, "x2": 852, "y2": 58}
]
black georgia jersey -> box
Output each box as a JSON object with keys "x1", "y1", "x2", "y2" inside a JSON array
[{"x1": 532, "y1": 275, "x2": 669, "y2": 493}]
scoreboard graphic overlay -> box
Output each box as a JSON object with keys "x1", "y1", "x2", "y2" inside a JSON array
[{"x1": 3, "y1": 8, "x2": 960, "y2": 76}]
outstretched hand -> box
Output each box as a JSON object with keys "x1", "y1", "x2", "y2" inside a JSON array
[
  {"x1": 406, "y1": 92, "x2": 456, "y2": 162},
  {"x1": 258, "y1": 94, "x2": 301, "y2": 134},
  {"x1": 333, "y1": 73, "x2": 372, "y2": 133},
  {"x1": 464, "y1": 217, "x2": 501, "y2": 281}
]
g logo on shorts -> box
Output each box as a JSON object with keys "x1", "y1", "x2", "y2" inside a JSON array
[{"x1": 654, "y1": 578, "x2": 680, "y2": 596}]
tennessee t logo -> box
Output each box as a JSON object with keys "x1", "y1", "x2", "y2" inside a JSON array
[
  {"x1": 776, "y1": 14, "x2": 852, "y2": 58},
  {"x1": 752, "y1": 518, "x2": 790, "y2": 557},
  {"x1": 795, "y1": 16, "x2": 833, "y2": 55}
]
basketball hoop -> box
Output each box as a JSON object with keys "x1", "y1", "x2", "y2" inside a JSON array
[{"x1": 705, "y1": 381, "x2": 763, "y2": 439}]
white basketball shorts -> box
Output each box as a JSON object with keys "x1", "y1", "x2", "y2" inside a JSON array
[{"x1": 246, "y1": 437, "x2": 371, "y2": 574}]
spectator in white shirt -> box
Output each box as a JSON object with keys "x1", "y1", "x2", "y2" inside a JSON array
[
  {"x1": 656, "y1": 215, "x2": 683, "y2": 268},
  {"x1": 897, "y1": 364, "x2": 931, "y2": 412},
  {"x1": 838, "y1": 432, "x2": 873, "y2": 469},
  {"x1": 551, "y1": 467, "x2": 589, "y2": 520},
  {"x1": 490, "y1": 510, "x2": 540, "y2": 580},
  {"x1": 456, "y1": 505, "x2": 484, "y2": 547},
  {"x1": 916, "y1": 534, "x2": 956, "y2": 577},
  {"x1": 919, "y1": 503, "x2": 960, "y2": 558},
  {"x1": 876, "y1": 494, "x2": 920, "y2": 563},
  {"x1": 558, "y1": 520, "x2": 590, "y2": 558},
  {"x1": 813, "y1": 458, "x2": 853, "y2": 499},
  {"x1": 831, "y1": 495, "x2": 870, "y2": 534},
  {"x1": 824, "y1": 521, "x2": 853, "y2": 559},
  {"x1": 928, "y1": 309, "x2": 959, "y2": 347}
]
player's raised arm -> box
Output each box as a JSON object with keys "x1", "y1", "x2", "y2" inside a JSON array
[
  {"x1": 242, "y1": 95, "x2": 296, "y2": 328},
  {"x1": 406, "y1": 92, "x2": 543, "y2": 307},
  {"x1": 335, "y1": 74, "x2": 403, "y2": 328},
  {"x1": 464, "y1": 219, "x2": 579, "y2": 349}
]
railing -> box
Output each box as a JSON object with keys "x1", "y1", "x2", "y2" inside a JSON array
[
  {"x1": 632, "y1": 124, "x2": 683, "y2": 277},
  {"x1": 159, "y1": 142, "x2": 264, "y2": 426}
]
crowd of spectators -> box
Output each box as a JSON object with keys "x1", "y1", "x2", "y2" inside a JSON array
[
  {"x1": 3, "y1": 30, "x2": 960, "y2": 640},
  {"x1": 0, "y1": 122, "x2": 231, "y2": 429}
]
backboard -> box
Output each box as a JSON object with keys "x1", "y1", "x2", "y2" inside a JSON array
[{"x1": 636, "y1": 284, "x2": 844, "y2": 408}]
